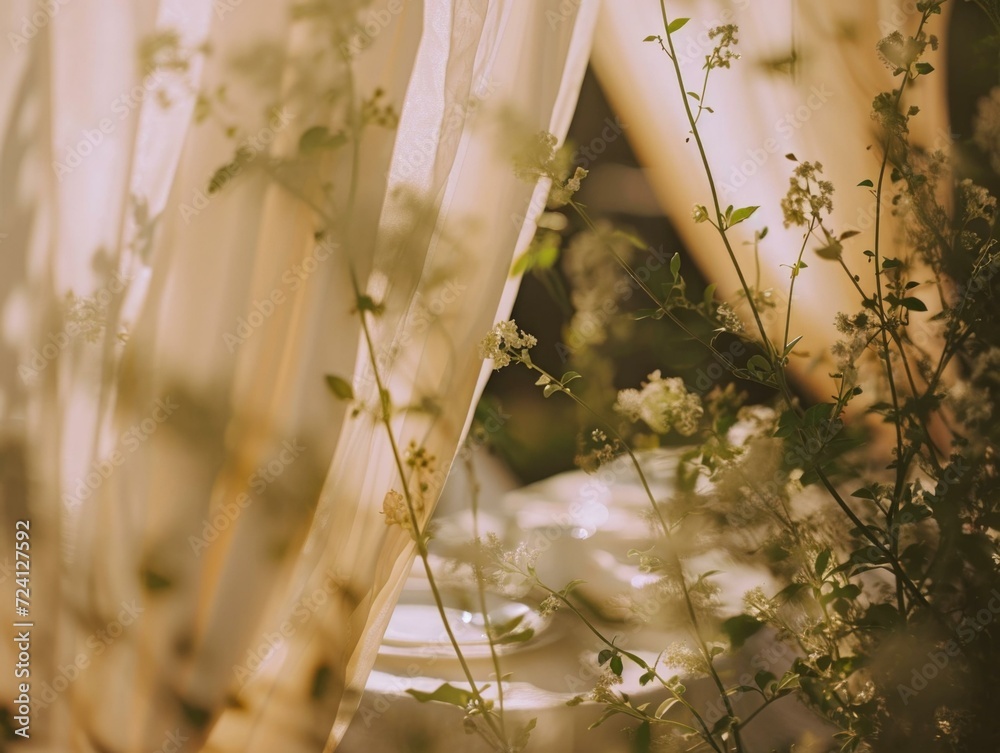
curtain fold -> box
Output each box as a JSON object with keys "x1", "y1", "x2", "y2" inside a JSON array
[
  {"x1": 0, "y1": 1, "x2": 597, "y2": 750},
  {"x1": 591, "y1": 0, "x2": 952, "y2": 399}
]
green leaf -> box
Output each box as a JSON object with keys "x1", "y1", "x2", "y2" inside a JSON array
[
  {"x1": 560, "y1": 371, "x2": 583, "y2": 385},
  {"x1": 721, "y1": 614, "x2": 764, "y2": 649},
  {"x1": 325, "y1": 374, "x2": 354, "y2": 400},
  {"x1": 298, "y1": 125, "x2": 347, "y2": 152},
  {"x1": 839, "y1": 230, "x2": 861, "y2": 240},
  {"x1": 881, "y1": 257, "x2": 903, "y2": 270},
  {"x1": 542, "y1": 383, "x2": 560, "y2": 398},
  {"x1": 141, "y1": 568, "x2": 173, "y2": 592},
  {"x1": 512, "y1": 719, "x2": 537, "y2": 753},
  {"x1": 815, "y1": 240, "x2": 843, "y2": 260},
  {"x1": 632, "y1": 720, "x2": 652, "y2": 753},
  {"x1": 407, "y1": 683, "x2": 472, "y2": 708},
  {"x1": 703, "y1": 282, "x2": 717, "y2": 307},
  {"x1": 686, "y1": 91, "x2": 701, "y2": 101},
  {"x1": 858, "y1": 179, "x2": 874, "y2": 187},
  {"x1": 643, "y1": 35, "x2": 659, "y2": 42},
  {"x1": 666, "y1": 17, "x2": 690, "y2": 33},
  {"x1": 670, "y1": 252, "x2": 681, "y2": 277},
  {"x1": 711, "y1": 716, "x2": 733, "y2": 735},
  {"x1": 495, "y1": 627, "x2": 535, "y2": 645},
  {"x1": 747, "y1": 354, "x2": 771, "y2": 379},
  {"x1": 311, "y1": 664, "x2": 333, "y2": 699},
  {"x1": 899, "y1": 296, "x2": 928, "y2": 312},
  {"x1": 783, "y1": 335, "x2": 804, "y2": 356},
  {"x1": 588, "y1": 707, "x2": 623, "y2": 730},
  {"x1": 655, "y1": 697, "x2": 680, "y2": 718},
  {"x1": 598, "y1": 649, "x2": 613, "y2": 666},
  {"x1": 915, "y1": 61, "x2": 934, "y2": 75},
  {"x1": 754, "y1": 670, "x2": 777, "y2": 693},
  {"x1": 355, "y1": 294, "x2": 384, "y2": 314},
  {"x1": 729, "y1": 205, "x2": 760, "y2": 227},
  {"x1": 775, "y1": 582, "x2": 807, "y2": 602},
  {"x1": 814, "y1": 548, "x2": 832, "y2": 577},
  {"x1": 180, "y1": 701, "x2": 212, "y2": 730},
  {"x1": 610, "y1": 655, "x2": 624, "y2": 676}
]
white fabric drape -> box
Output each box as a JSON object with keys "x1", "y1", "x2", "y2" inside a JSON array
[
  {"x1": 592, "y1": 0, "x2": 951, "y2": 399},
  {"x1": 0, "y1": 1, "x2": 596, "y2": 751}
]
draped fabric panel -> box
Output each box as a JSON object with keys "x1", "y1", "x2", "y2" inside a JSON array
[
  {"x1": 0, "y1": 1, "x2": 597, "y2": 750},
  {"x1": 592, "y1": 0, "x2": 952, "y2": 399}
]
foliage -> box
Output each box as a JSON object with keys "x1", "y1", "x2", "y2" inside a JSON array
[{"x1": 481, "y1": 1, "x2": 1000, "y2": 750}]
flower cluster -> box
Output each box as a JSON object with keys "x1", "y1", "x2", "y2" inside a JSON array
[
  {"x1": 780, "y1": 161, "x2": 834, "y2": 228},
  {"x1": 590, "y1": 668, "x2": 624, "y2": 703},
  {"x1": 478, "y1": 320, "x2": 537, "y2": 369},
  {"x1": 832, "y1": 310, "x2": 879, "y2": 382},
  {"x1": 957, "y1": 178, "x2": 997, "y2": 225},
  {"x1": 614, "y1": 370, "x2": 704, "y2": 436},
  {"x1": 716, "y1": 301, "x2": 744, "y2": 334},
  {"x1": 549, "y1": 166, "x2": 589, "y2": 208},
  {"x1": 706, "y1": 24, "x2": 740, "y2": 70},
  {"x1": 538, "y1": 594, "x2": 561, "y2": 617},
  {"x1": 663, "y1": 641, "x2": 709, "y2": 676},
  {"x1": 381, "y1": 489, "x2": 418, "y2": 533},
  {"x1": 481, "y1": 533, "x2": 540, "y2": 597},
  {"x1": 875, "y1": 31, "x2": 934, "y2": 76}
]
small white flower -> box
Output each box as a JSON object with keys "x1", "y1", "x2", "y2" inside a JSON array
[
  {"x1": 381, "y1": 489, "x2": 412, "y2": 531},
  {"x1": 479, "y1": 320, "x2": 537, "y2": 369},
  {"x1": 614, "y1": 370, "x2": 703, "y2": 436}
]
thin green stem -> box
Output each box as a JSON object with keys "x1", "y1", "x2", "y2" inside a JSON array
[
  {"x1": 353, "y1": 274, "x2": 507, "y2": 750},
  {"x1": 466, "y1": 449, "x2": 508, "y2": 738},
  {"x1": 522, "y1": 356, "x2": 737, "y2": 752},
  {"x1": 783, "y1": 217, "x2": 818, "y2": 352},
  {"x1": 660, "y1": 0, "x2": 774, "y2": 367}
]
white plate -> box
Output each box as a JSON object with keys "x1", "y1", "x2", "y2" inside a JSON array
[{"x1": 380, "y1": 590, "x2": 553, "y2": 659}]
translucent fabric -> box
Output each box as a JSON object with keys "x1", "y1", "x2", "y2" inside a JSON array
[
  {"x1": 0, "y1": 1, "x2": 596, "y2": 750},
  {"x1": 591, "y1": 0, "x2": 952, "y2": 399}
]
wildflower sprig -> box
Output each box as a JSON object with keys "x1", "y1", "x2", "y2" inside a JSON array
[{"x1": 489, "y1": 1, "x2": 1000, "y2": 750}]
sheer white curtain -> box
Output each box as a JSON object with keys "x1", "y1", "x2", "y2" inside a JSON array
[
  {"x1": 0, "y1": 1, "x2": 596, "y2": 751},
  {"x1": 592, "y1": 0, "x2": 951, "y2": 398}
]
